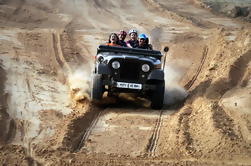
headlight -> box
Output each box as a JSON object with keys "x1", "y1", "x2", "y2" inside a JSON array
[
  {"x1": 98, "y1": 56, "x2": 104, "y2": 62},
  {"x1": 142, "y1": 64, "x2": 150, "y2": 72},
  {"x1": 112, "y1": 61, "x2": 120, "y2": 69}
]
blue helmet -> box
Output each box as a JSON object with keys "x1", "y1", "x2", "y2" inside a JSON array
[{"x1": 138, "y1": 33, "x2": 147, "y2": 39}]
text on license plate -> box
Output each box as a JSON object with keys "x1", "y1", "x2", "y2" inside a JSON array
[{"x1": 116, "y1": 82, "x2": 142, "y2": 89}]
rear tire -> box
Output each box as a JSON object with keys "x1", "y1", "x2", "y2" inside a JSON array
[
  {"x1": 151, "y1": 81, "x2": 165, "y2": 109},
  {"x1": 91, "y1": 74, "x2": 104, "y2": 101}
]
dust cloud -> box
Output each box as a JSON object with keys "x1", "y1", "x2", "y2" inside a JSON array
[
  {"x1": 164, "y1": 65, "x2": 188, "y2": 105},
  {"x1": 68, "y1": 67, "x2": 91, "y2": 101}
]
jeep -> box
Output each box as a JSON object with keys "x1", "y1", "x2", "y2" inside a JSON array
[{"x1": 91, "y1": 45, "x2": 168, "y2": 109}]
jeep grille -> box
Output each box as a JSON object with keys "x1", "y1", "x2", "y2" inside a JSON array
[{"x1": 120, "y1": 60, "x2": 139, "y2": 81}]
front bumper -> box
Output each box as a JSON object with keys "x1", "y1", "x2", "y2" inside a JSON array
[{"x1": 103, "y1": 79, "x2": 155, "y2": 92}]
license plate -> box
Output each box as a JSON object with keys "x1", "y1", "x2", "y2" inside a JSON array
[{"x1": 116, "y1": 82, "x2": 142, "y2": 90}]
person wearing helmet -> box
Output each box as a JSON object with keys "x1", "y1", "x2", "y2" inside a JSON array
[
  {"x1": 137, "y1": 33, "x2": 152, "y2": 50},
  {"x1": 118, "y1": 30, "x2": 127, "y2": 47},
  {"x1": 126, "y1": 29, "x2": 139, "y2": 48},
  {"x1": 105, "y1": 33, "x2": 120, "y2": 47}
]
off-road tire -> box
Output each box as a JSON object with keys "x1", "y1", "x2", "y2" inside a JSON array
[
  {"x1": 151, "y1": 81, "x2": 165, "y2": 109},
  {"x1": 91, "y1": 74, "x2": 104, "y2": 101}
]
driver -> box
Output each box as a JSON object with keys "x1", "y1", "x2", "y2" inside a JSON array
[{"x1": 137, "y1": 33, "x2": 152, "y2": 50}]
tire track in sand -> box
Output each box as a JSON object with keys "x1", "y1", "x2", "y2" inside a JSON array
[
  {"x1": 52, "y1": 33, "x2": 71, "y2": 73},
  {"x1": 147, "y1": 109, "x2": 164, "y2": 157},
  {"x1": 74, "y1": 111, "x2": 102, "y2": 152},
  {"x1": 184, "y1": 46, "x2": 208, "y2": 90},
  {"x1": 60, "y1": 105, "x2": 103, "y2": 152}
]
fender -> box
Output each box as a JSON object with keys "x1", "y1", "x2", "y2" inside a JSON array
[
  {"x1": 97, "y1": 63, "x2": 111, "y2": 74},
  {"x1": 147, "y1": 69, "x2": 164, "y2": 81}
]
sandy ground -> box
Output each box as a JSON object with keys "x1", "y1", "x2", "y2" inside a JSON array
[{"x1": 0, "y1": 0, "x2": 251, "y2": 165}]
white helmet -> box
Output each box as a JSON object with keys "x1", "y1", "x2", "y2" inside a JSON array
[{"x1": 128, "y1": 29, "x2": 138, "y2": 35}]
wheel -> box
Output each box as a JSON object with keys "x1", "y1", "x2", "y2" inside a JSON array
[
  {"x1": 151, "y1": 81, "x2": 165, "y2": 109},
  {"x1": 91, "y1": 74, "x2": 104, "y2": 101}
]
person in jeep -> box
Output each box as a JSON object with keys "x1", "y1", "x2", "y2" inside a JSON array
[
  {"x1": 118, "y1": 30, "x2": 127, "y2": 47},
  {"x1": 126, "y1": 29, "x2": 139, "y2": 48},
  {"x1": 105, "y1": 33, "x2": 120, "y2": 47},
  {"x1": 137, "y1": 33, "x2": 153, "y2": 50},
  {"x1": 145, "y1": 36, "x2": 153, "y2": 50}
]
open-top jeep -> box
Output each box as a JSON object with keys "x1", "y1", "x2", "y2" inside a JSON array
[{"x1": 91, "y1": 45, "x2": 168, "y2": 109}]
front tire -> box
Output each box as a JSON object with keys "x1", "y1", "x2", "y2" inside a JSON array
[
  {"x1": 151, "y1": 81, "x2": 165, "y2": 109},
  {"x1": 91, "y1": 74, "x2": 104, "y2": 101}
]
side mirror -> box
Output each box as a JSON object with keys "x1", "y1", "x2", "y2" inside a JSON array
[
  {"x1": 162, "y1": 46, "x2": 169, "y2": 70},
  {"x1": 163, "y1": 46, "x2": 169, "y2": 52}
]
